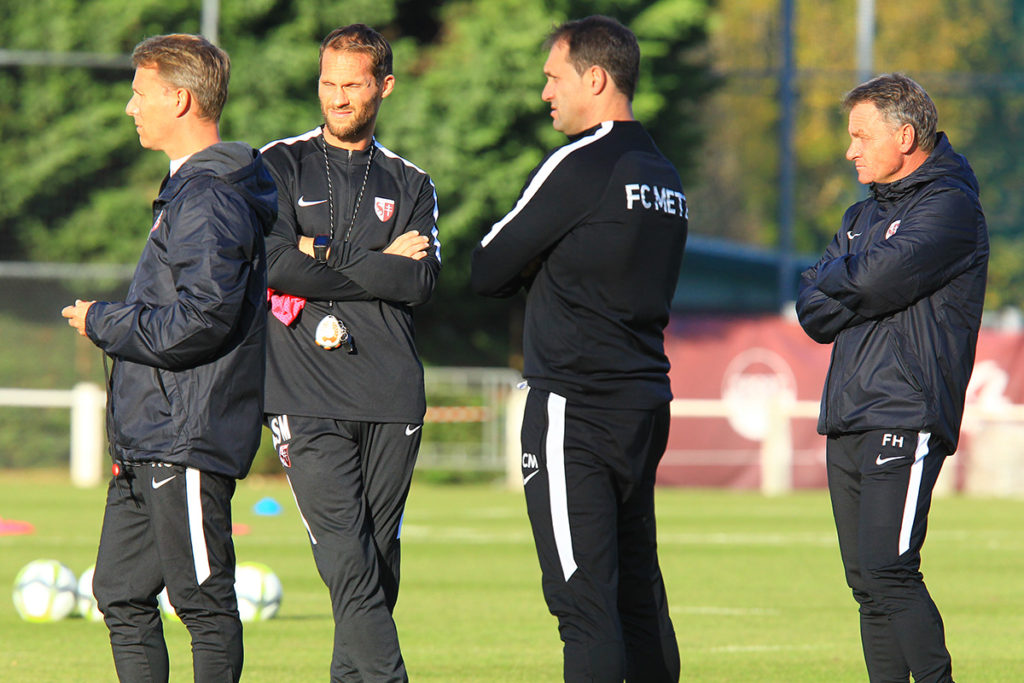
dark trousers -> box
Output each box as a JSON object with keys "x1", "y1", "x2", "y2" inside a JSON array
[
  {"x1": 520, "y1": 388, "x2": 680, "y2": 683},
  {"x1": 269, "y1": 414, "x2": 420, "y2": 683},
  {"x1": 827, "y1": 430, "x2": 953, "y2": 683},
  {"x1": 93, "y1": 462, "x2": 241, "y2": 682}
]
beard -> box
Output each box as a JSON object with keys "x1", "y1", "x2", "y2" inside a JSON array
[{"x1": 321, "y1": 98, "x2": 379, "y2": 144}]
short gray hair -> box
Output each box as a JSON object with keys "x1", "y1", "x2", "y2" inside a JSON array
[{"x1": 843, "y1": 73, "x2": 938, "y2": 153}]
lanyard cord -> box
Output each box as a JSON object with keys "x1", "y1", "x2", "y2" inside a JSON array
[{"x1": 322, "y1": 129, "x2": 374, "y2": 245}]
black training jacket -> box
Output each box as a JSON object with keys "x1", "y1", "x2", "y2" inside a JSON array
[
  {"x1": 259, "y1": 129, "x2": 440, "y2": 423},
  {"x1": 471, "y1": 120, "x2": 688, "y2": 409},
  {"x1": 796, "y1": 133, "x2": 988, "y2": 452},
  {"x1": 86, "y1": 142, "x2": 277, "y2": 478}
]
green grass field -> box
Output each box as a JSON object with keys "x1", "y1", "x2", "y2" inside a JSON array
[{"x1": 1, "y1": 470, "x2": 1022, "y2": 682}]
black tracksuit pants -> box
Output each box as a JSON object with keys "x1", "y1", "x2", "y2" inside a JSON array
[
  {"x1": 520, "y1": 388, "x2": 680, "y2": 683},
  {"x1": 93, "y1": 462, "x2": 241, "y2": 682},
  {"x1": 268, "y1": 414, "x2": 419, "y2": 683},
  {"x1": 827, "y1": 429, "x2": 953, "y2": 683}
]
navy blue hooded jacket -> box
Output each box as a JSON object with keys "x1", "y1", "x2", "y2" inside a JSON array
[
  {"x1": 85, "y1": 142, "x2": 277, "y2": 478},
  {"x1": 796, "y1": 133, "x2": 988, "y2": 452}
]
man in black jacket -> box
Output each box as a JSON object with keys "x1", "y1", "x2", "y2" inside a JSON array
[
  {"x1": 797, "y1": 73, "x2": 988, "y2": 683},
  {"x1": 62, "y1": 34, "x2": 276, "y2": 682},
  {"x1": 259, "y1": 24, "x2": 439, "y2": 682},
  {"x1": 472, "y1": 16, "x2": 685, "y2": 683}
]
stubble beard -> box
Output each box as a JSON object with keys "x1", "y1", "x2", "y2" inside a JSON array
[{"x1": 321, "y1": 101, "x2": 378, "y2": 145}]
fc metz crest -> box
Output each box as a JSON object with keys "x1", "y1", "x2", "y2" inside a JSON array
[
  {"x1": 885, "y1": 220, "x2": 901, "y2": 240},
  {"x1": 277, "y1": 443, "x2": 291, "y2": 468},
  {"x1": 374, "y1": 197, "x2": 396, "y2": 222}
]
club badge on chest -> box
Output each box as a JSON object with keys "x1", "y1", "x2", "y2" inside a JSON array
[{"x1": 315, "y1": 314, "x2": 354, "y2": 352}]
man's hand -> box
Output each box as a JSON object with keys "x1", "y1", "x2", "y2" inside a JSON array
[
  {"x1": 383, "y1": 231, "x2": 430, "y2": 260},
  {"x1": 298, "y1": 235, "x2": 317, "y2": 258},
  {"x1": 61, "y1": 299, "x2": 95, "y2": 337}
]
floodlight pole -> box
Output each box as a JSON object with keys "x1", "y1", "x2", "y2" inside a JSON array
[
  {"x1": 856, "y1": 0, "x2": 876, "y2": 83},
  {"x1": 202, "y1": 0, "x2": 221, "y2": 46},
  {"x1": 777, "y1": 0, "x2": 796, "y2": 308}
]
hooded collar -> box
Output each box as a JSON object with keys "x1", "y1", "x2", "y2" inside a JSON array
[
  {"x1": 870, "y1": 132, "x2": 979, "y2": 205},
  {"x1": 158, "y1": 141, "x2": 278, "y2": 235}
]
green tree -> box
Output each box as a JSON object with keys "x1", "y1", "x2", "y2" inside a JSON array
[
  {"x1": 0, "y1": 0, "x2": 713, "y2": 366},
  {"x1": 689, "y1": 0, "x2": 1024, "y2": 309},
  {"x1": 384, "y1": 0, "x2": 714, "y2": 364}
]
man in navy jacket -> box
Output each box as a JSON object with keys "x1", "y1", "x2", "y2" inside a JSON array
[
  {"x1": 62, "y1": 34, "x2": 276, "y2": 682},
  {"x1": 797, "y1": 73, "x2": 988, "y2": 683}
]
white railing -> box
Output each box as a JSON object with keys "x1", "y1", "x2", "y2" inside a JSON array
[
  {"x1": 7, "y1": 381, "x2": 1024, "y2": 493},
  {"x1": 669, "y1": 398, "x2": 821, "y2": 496},
  {"x1": 0, "y1": 383, "x2": 106, "y2": 487}
]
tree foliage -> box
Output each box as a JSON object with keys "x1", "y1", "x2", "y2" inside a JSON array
[
  {"x1": 0, "y1": 0, "x2": 713, "y2": 364},
  {"x1": 690, "y1": 0, "x2": 1024, "y2": 309}
]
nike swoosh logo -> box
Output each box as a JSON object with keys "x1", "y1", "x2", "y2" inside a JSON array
[
  {"x1": 405, "y1": 425, "x2": 422, "y2": 436},
  {"x1": 847, "y1": 231, "x2": 862, "y2": 239},
  {"x1": 875, "y1": 454, "x2": 905, "y2": 465},
  {"x1": 152, "y1": 475, "x2": 176, "y2": 489},
  {"x1": 522, "y1": 470, "x2": 539, "y2": 485},
  {"x1": 297, "y1": 196, "x2": 327, "y2": 207}
]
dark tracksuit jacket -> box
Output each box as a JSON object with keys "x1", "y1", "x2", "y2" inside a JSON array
[
  {"x1": 796, "y1": 132, "x2": 989, "y2": 453},
  {"x1": 259, "y1": 128, "x2": 440, "y2": 423},
  {"x1": 471, "y1": 120, "x2": 688, "y2": 408},
  {"x1": 86, "y1": 141, "x2": 277, "y2": 478}
]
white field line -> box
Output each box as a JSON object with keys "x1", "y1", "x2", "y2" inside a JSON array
[
  {"x1": 658, "y1": 531, "x2": 835, "y2": 546},
  {"x1": 674, "y1": 606, "x2": 780, "y2": 616},
  {"x1": 706, "y1": 643, "x2": 832, "y2": 654},
  {"x1": 402, "y1": 526, "x2": 837, "y2": 546},
  {"x1": 400, "y1": 525, "x2": 534, "y2": 544}
]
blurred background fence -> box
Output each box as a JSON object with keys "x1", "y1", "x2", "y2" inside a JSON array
[
  {"x1": 6, "y1": 265, "x2": 1024, "y2": 498},
  {"x1": 0, "y1": 263, "x2": 525, "y2": 481}
]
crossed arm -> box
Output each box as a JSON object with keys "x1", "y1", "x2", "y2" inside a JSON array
[{"x1": 297, "y1": 230, "x2": 429, "y2": 261}]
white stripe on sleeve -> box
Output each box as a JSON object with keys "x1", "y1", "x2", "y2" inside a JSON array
[{"x1": 480, "y1": 122, "x2": 614, "y2": 248}]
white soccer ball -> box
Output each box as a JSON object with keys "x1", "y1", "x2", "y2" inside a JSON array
[
  {"x1": 234, "y1": 561, "x2": 282, "y2": 622},
  {"x1": 12, "y1": 559, "x2": 78, "y2": 622},
  {"x1": 157, "y1": 587, "x2": 180, "y2": 621},
  {"x1": 76, "y1": 565, "x2": 104, "y2": 621}
]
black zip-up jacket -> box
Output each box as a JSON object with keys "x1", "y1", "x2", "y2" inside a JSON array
[
  {"x1": 471, "y1": 120, "x2": 688, "y2": 409},
  {"x1": 796, "y1": 133, "x2": 988, "y2": 452},
  {"x1": 86, "y1": 142, "x2": 277, "y2": 478},
  {"x1": 259, "y1": 129, "x2": 440, "y2": 423}
]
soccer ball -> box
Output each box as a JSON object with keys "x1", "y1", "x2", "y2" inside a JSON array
[
  {"x1": 157, "y1": 587, "x2": 180, "y2": 621},
  {"x1": 12, "y1": 559, "x2": 78, "y2": 622},
  {"x1": 234, "y1": 561, "x2": 282, "y2": 622},
  {"x1": 76, "y1": 565, "x2": 104, "y2": 621}
]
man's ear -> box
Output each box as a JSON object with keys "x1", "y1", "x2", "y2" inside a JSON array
[
  {"x1": 173, "y1": 87, "x2": 192, "y2": 118},
  {"x1": 380, "y1": 74, "x2": 396, "y2": 99},
  {"x1": 897, "y1": 123, "x2": 917, "y2": 154},
  {"x1": 588, "y1": 65, "x2": 608, "y2": 95}
]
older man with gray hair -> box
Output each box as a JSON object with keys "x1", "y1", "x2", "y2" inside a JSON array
[{"x1": 797, "y1": 73, "x2": 988, "y2": 682}]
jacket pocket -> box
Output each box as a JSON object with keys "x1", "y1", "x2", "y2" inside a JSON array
[
  {"x1": 108, "y1": 364, "x2": 176, "y2": 454},
  {"x1": 886, "y1": 327, "x2": 925, "y2": 395}
]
